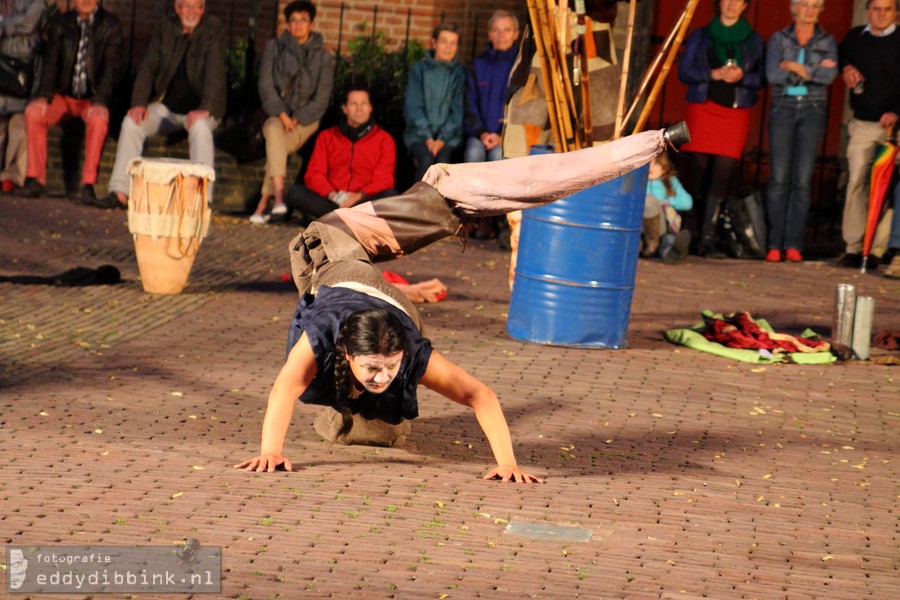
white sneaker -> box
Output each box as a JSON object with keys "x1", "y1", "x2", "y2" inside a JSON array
[
  {"x1": 249, "y1": 213, "x2": 269, "y2": 225},
  {"x1": 270, "y1": 203, "x2": 288, "y2": 216}
]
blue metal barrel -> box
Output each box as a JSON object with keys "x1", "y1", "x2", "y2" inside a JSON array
[{"x1": 506, "y1": 165, "x2": 649, "y2": 348}]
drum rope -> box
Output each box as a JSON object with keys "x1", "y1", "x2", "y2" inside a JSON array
[{"x1": 176, "y1": 174, "x2": 205, "y2": 258}]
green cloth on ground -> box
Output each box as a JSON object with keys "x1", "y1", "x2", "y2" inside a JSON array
[{"x1": 664, "y1": 311, "x2": 836, "y2": 365}]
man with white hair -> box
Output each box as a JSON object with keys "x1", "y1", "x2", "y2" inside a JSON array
[
  {"x1": 837, "y1": 0, "x2": 900, "y2": 267},
  {"x1": 93, "y1": 0, "x2": 226, "y2": 209}
]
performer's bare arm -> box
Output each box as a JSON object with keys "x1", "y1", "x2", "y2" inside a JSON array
[
  {"x1": 236, "y1": 335, "x2": 543, "y2": 482},
  {"x1": 234, "y1": 333, "x2": 318, "y2": 472},
  {"x1": 420, "y1": 352, "x2": 544, "y2": 483}
]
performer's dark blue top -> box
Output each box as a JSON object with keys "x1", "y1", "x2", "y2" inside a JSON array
[{"x1": 286, "y1": 286, "x2": 433, "y2": 424}]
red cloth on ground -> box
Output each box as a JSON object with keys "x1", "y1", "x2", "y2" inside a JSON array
[
  {"x1": 873, "y1": 330, "x2": 900, "y2": 351},
  {"x1": 682, "y1": 100, "x2": 750, "y2": 161},
  {"x1": 381, "y1": 270, "x2": 410, "y2": 286},
  {"x1": 702, "y1": 312, "x2": 829, "y2": 354}
]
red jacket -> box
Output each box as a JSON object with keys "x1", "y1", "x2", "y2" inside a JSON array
[{"x1": 303, "y1": 122, "x2": 396, "y2": 197}]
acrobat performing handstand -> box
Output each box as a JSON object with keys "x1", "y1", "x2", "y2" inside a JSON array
[{"x1": 234, "y1": 125, "x2": 687, "y2": 483}]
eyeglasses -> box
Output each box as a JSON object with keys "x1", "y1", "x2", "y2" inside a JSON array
[
  {"x1": 289, "y1": 16, "x2": 312, "y2": 24},
  {"x1": 796, "y1": 2, "x2": 822, "y2": 9}
]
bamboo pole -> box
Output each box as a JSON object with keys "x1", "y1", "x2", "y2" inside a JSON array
[
  {"x1": 613, "y1": 0, "x2": 638, "y2": 140},
  {"x1": 536, "y1": 0, "x2": 575, "y2": 150},
  {"x1": 622, "y1": 9, "x2": 687, "y2": 129},
  {"x1": 580, "y1": 16, "x2": 595, "y2": 145},
  {"x1": 634, "y1": 0, "x2": 700, "y2": 133},
  {"x1": 526, "y1": 0, "x2": 564, "y2": 152},
  {"x1": 554, "y1": 1, "x2": 583, "y2": 148}
]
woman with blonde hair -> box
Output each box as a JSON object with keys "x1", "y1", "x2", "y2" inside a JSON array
[{"x1": 764, "y1": 0, "x2": 837, "y2": 262}]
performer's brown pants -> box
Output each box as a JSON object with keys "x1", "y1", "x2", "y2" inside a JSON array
[{"x1": 288, "y1": 129, "x2": 667, "y2": 327}]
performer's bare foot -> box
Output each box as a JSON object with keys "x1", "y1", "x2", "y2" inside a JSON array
[{"x1": 396, "y1": 278, "x2": 448, "y2": 303}]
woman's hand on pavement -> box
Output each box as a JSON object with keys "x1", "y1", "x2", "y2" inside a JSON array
[
  {"x1": 483, "y1": 464, "x2": 544, "y2": 483},
  {"x1": 234, "y1": 454, "x2": 293, "y2": 472}
]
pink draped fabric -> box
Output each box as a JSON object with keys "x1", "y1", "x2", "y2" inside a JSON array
[{"x1": 422, "y1": 130, "x2": 666, "y2": 216}]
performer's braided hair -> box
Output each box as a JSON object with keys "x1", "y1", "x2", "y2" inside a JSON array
[{"x1": 332, "y1": 308, "x2": 408, "y2": 438}]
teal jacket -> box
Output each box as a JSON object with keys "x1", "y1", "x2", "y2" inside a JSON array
[
  {"x1": 403, "y1": 50, "x2": 465, "y2": 149},
  {"x1": 647, "y1": 176, "x2": 693, "y2": 211}
]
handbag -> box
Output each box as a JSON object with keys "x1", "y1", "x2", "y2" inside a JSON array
[
  {"x1": 0, "y1": 54, "x2": 34, "y2": 98},
  {"x1": 716, "y1": 190, "x2": 767, "y2": 260},
  {"x1": 728, "y1": 188, "x2": 767, "y2": 258}
]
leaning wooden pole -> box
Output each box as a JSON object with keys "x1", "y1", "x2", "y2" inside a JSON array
[
  {"x1": 537, "y1": 0, "x2": 575, "y2": 150},
  {"x1": 622, "y1": 9, "x2": 686, "y2": 128},
  {"x1": 580, "y1": 15, "x2": 595, "y2": 145},
  {"x1": 526, "y1": 0, "x2": 564, "y2": 152},
  {"x1": 613, "y1": 0, "x2": 638, "y2": 139},
  {"x1": 634, "y1": 0, "x2": 700, "y2": 134},
  {"x1": 554, "y1": 1, "x2": 583, "y2": 148}
]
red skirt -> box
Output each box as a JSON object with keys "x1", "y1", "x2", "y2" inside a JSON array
[{"x1": 682, "y1": 100, "x2": 751, "y2": 161}]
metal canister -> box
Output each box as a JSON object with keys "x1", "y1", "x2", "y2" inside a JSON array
[
  {"x1": 833, "y1": 283, "x2": 856, "y2": 346},
  {"x1": 851, "y1": 296, "x2": 875, "y2": 360}
]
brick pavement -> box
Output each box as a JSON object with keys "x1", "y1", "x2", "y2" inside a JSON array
[{"x1": 1, "y1": 194, "x2": 898, "y2": 599}]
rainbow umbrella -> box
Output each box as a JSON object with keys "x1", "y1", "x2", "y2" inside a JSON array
[{"x1": 861, "y1": 127, "x2": 898, "y2": 273}]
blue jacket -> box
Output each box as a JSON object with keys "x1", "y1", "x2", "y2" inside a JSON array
[
  {"x1": 678, "y1": 25, "x2": 766, "y2": 108},
  {"x1": 465, "y1": 44, "x2": 518, "y2": 138},
  {"x1": 403, "y1": 50, "x2": 466, "y2": 149},
  {"x1": 766, "y1": 24, "x2": 837, "y2": 103}
]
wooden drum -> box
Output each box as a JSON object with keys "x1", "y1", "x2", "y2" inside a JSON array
[{"x1": 127, "y1": 158, "x2": 215, "y2": 294}]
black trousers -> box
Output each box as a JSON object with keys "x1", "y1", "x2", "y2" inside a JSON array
[{"x1": 286, "y1": 186, "x2": 399, "y2": 220}]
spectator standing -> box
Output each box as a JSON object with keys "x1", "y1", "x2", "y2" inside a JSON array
[
  {"x1": 677, "y1": 0, "x2": 765, "y2": 257},
  {"x1": 98, "y1": 0, "x2": 225, "y2": 209},
  {"x1": 0, "y1": 0, "x2": 44, "y2": 193},
  {"x1": 404, "y1": 23, "x2": 465, "y2": 183},
  {"x1": 249, "y1": 0, "x2": 334, "y2": 224},
  {"x1": 18, "y1": 0, "x2": 123, "y2": 200},
  {"x1": 837, "y1": 0, "x2": 900, "y2": 268},
  {"x1": 285, "y1": 86, "x2": 398, "y2": 222},
  {"x1": 764, "y1": 0, "x2": 837, "y2": 263}
]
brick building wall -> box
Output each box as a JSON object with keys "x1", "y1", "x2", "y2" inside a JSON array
[{"x1": 89, "y1": 0, "x2": 523, "y2": 71}]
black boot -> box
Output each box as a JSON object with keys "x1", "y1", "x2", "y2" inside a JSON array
[{"x1": 699, "y1": 196, "x2": 726, "y2": 258}]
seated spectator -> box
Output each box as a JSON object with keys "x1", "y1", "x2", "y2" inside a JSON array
[
  {"x1": 97, "y1": 0, "x2": 225, "y2": 209},
  {"x1": 18, "y1": 0, "x2": 123, "y2": 200},
  {"x1": 463, "y1": 10, "x2": 519, "y2": 240},
  {"x1": 249, "y1": 0, "x2": 333, "y2": 224},
  {"x1": 641, "y1": 152, "x2": 693, "y2": 264},
  {"x1": 465, "y1": 10, "x2": 519, "y2": 164},
  {"x1": 285, "y1": 85, "x2": 398, "y2": 222},
  {"x1": 0, "y1": 0, "x2": 46, "y2": 194},
  {"x1": 403, "y1": 23, "x2": 465, "y2": 183}
]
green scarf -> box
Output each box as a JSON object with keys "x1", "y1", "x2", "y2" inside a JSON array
[{"x1": 706, "y1": 16, "x2": 752, "y2": 66}]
